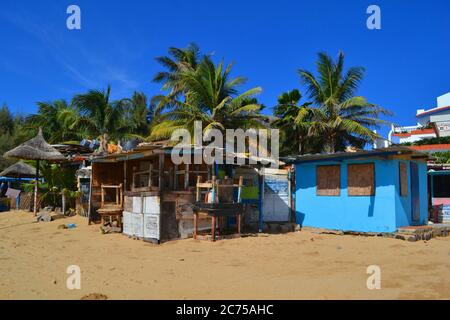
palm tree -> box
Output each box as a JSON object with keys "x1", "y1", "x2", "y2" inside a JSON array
[
  {"x1": 0, "y1": 104, "x2": 15, "y2": 135},
  {"x1": 26, "y1": 100, "x2": 80, "y2": 143},
  {"x1": 273, "y1": 89, "x2": 317, "y2": 155},
  {"x1": 71, "y1": 85, "x2": 129, "y2": 152},
  {"x1": 297, "y1": 52, "x2": 390, "y2": 153},
  {"x1": 150, "y1": 56, "x2": 266, "y2": 140},
  {"x1": 122, "y1": 91, "x2": 152, "y2": 137},
  {"x1": 152, "y1": 43, "x2": 203, "y2": 97}
]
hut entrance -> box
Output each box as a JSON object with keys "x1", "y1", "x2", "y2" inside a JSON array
[{"x1": 410, "y1": 162, "x2": 421, "y2": 224}]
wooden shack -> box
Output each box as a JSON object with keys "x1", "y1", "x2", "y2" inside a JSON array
[{"x1": 89, "y1": 143, "x2": 292, "y2": 243}]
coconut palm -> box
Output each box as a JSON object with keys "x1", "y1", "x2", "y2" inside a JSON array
[
  {"x1": 71, "y1": 85, "x2": 130, "y2": 152},
  {"x1": 122, "y1": 91, "x2": 152, "y2": 137},
  {"x1": 149, "y1": 56, "x2": 266, "y2": 140},
  {"x1": 273, "y1": 89, "x2": 317, "y2": 155},
  {"x1": 152, "y1": 43, "x2": 203, "y2": 97},
  {"x1": 26, "y1": 100, "x2": 81, "y2": 143},
  {"x1": 297, "y1": 52, "x2": 390, "y2": 153}
]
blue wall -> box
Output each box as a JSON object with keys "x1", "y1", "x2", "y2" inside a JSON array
[
  {"x1": 393, "y1": 160, "x2": 428, "y2": 228},
  {"x1": 295, "y1": 158, "x2": 428, "y2": 233}
]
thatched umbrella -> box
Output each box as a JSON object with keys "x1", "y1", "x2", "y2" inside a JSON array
[
  {"x1": 0, "y1": 161, "x2": 38, "y2": 179},
  {"x1": 4, "y1": 128, "x2": 66, "y2": 215}
]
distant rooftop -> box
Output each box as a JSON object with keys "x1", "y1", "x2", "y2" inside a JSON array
[{"x1": 416, "y1": 92, "x2": 450, "y2": 118}]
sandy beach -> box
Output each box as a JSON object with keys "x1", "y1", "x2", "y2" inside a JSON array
[{"x1": 0, "y1": 210, "x2": 448, "y2": 300}]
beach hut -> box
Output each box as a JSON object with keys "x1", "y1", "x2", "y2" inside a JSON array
[
  {"x1": 0, "y1": 161, "x2": 40, "y2": 210},
  {"x1": 287, "y1": 147, "x2": 430, "y2": 233},
  {"x1": 3, "y1": 128, "x2": 66, "y2": 214},
  {"x1": 89, "y1": 142, "x2": 292, "y2": 242}
]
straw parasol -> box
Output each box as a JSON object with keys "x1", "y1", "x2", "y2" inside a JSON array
[
  {"x1": 0, "y1": 161, "x2": 38, "y2": 179},
  {"x1": 4, "y1": 128, "x2": 66, "y2": 214}
]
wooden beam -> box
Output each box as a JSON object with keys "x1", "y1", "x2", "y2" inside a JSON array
[
  {"x1": 148, "y1": 164, "x2": 153, "y2": 188},
  {"x1": 196, "y1": 176, "x2": 202, "y2": 202},
  {"x1": 184, "y1": 164, "x2": 189, "y2": 190},
  {"x1": 159, "y1": 153, "x2": 164, "y2": 191},
  {"x1": 174, "y1": 164, "x2": 178, "y2": 190}
]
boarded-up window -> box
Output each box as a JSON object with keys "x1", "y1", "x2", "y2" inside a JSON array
[
  {"x1": 348, "y1": 163, "x2": 375, "y2": 196},
  {"x1": 399, "y1": 162, "x2": 408, "y2": 196},
  {"x1": 316, "y1": 165, "x2": 340, "y2": 196}
]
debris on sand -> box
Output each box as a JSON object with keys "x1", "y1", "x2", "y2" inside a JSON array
[{"x1": 81, "y1": 293, "x2": 108, "y2": 300}]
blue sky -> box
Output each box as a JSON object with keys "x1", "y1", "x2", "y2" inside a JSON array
[{"x1": 1, "y1": 0, "x2": 449, "y2": 139}]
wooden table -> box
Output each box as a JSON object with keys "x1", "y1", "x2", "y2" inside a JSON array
[{"x1": 193, "y1": 203, "x2": 243, "y2": 241}]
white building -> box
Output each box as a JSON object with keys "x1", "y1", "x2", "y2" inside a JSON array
[{"x1": 389, "y1": 92, "x2": 450, "y2": 144}]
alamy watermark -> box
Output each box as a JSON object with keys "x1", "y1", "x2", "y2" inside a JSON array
[
  {"x1": 66, "y1": 265, "x2": 81, "y2": 290},
  {"x1": 170, "y1": 121, "x2": 279, "y2": 168},
  {"x1": 366, "y1": 5, "x2": 381, "y2": 30},
  {"x1": 366, "y1": 265, "x2": 381, "y2": 290},
  {"x1": 66, "y1": 5, "x2": 81, "y2": 30}
]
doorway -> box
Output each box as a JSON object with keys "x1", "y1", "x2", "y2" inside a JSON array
[{"x1": 410, "y1": 162, "x2": 420, "y2": 224}]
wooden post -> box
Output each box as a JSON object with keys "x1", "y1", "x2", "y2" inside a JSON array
[
  {"x1": 87, "y1": 164, "x2": 93, "y2": 225},
  {"x1": 101, "y1": 184, "x2": 105, "y2": 207},
  {"x1": 119, "y1": 183, "x2": 123, "y2": 207},
  {"x1": 132, "y1": 166, "x2": 136, "y2": 191},
  {"x1": 33, "y1": 159, "x2": 40, "y2": 216},
  {"x1": 62, "y1": 191, "x2": 66, "y2": 215},
  {"x1": 237, "y1": 213, "x2": 241, "y2": 236},
  {"x1": 159, "y1": 153, "x2": 164, "y2": 191},
  {"x1": 211, "y1": 215, "x2": 216, "y2": 242},
  {"x1": 123, "y1": 162, "x2": 127, "y2": 192},
  {"x1": 196, "y1": 176, "x2": 202, "y2": 202},
  {"x1": 211, "y1": 176, "x2": 216, "y2": 204},
  {"x1": 148, "y1": 163, "x2": 153, "y2": 188},
  {"x1": 184, "y1": 164, "x2": 189, "y2": 190},
  {"x1": 174, "y1": 165, "x2": 178, "y2": 190},
  {"x1": 193, "y1": 213, "x2": 198, "y2": 239}
]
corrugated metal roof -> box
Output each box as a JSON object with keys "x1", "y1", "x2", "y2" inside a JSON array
[{"x1": 283, "y1": 146, "x2": 430, "y2": 164}]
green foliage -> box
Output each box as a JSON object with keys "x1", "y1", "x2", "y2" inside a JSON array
[
  {"x1": 273, "y1": 89, "x2": 319, "y2": 155},
  {"x1": 296, "y1": 52, "x2": 391, "y2": 153},
  {"x1": 150, "y1": 52, "x2": 267, "y2": 140},
  {"x1": 26, "y1": 100, "x2": 81, "y2": 143},
  {"x1": 0, "y1": 104, "x2": 15, "y2": 135},
  {"x1": 0, "y1": 105, "x2": 33, "y2": 171},
  {"x1": 400, "y1": 136, "x2": 450, "y2": 146},
  {"x1": 433, "y1": 151, "x2": 450, "y2": 163},
  {"x1": 72, "y1": 85, "x2": 131, "y2": 143},
  {"x1": 153, "y1": 43, "x2": 203, "y2": 97},
  {"x1": 1, "y1": 48, "x2": 392, "y2": 171},
  {"x1": 122, "y1": 92, "x2": 154, "y2": 137},
  {"x1": 22, "y1": 162, "x2": 78, "y2": 208}
]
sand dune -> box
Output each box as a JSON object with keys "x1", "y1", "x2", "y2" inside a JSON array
[{"x1": 0, "y1": 210, "x2": 448, "y2": 299}]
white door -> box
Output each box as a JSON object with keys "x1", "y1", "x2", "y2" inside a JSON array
[{"x1": 263, "y1": 169, "x2": 290, "y2": 222}]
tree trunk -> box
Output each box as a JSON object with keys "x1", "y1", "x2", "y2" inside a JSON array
[
  {"x1": 33, "y1": 160, "x2": 40, "y2": 216},
  {"x1": 298, "y1": 136, "x2": 303, "y2": 155},
  {"x1": 324, "y1": 135, "x2": 335, "y2": 154},
  {"x1": 99, "y1": 133, "x2": 109, "y2": 153},
  {"x1": 62, "y1": 192, "x2": 66, "y2": 215}
]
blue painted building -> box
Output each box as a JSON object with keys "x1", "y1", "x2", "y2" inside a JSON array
[{"x1": 290, "y1": 147, "x2": 429, "y2": 233}]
